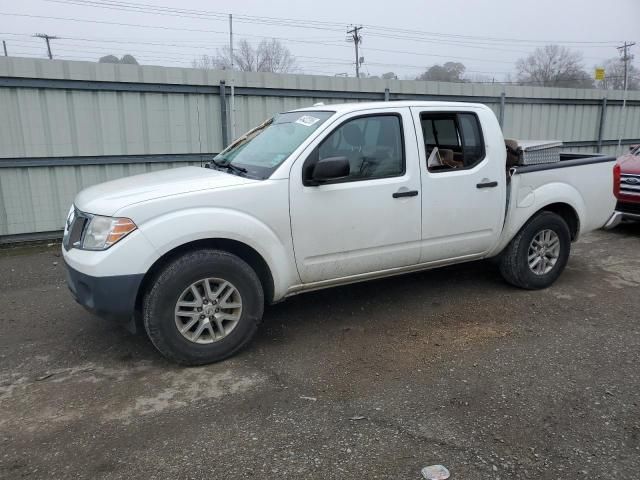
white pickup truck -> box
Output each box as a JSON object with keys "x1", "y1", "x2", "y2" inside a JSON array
[{"x1": 63, "y1": 101, "x2": 617, "y2": 365}]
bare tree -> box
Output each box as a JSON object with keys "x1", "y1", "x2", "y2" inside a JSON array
[
  {"x1": 600, "y1": 57, "x2": 640, "y2": 90},
  {"x1": 192, "y1": 38, "x2": 297, "y2": 73},
  {"x1": 257, "y1": 39, "x2": 296, "y2": 73},
  {"x1": 516, "y1": 45, "x2": 593, "y2": 88},
  {"x1": 416, "y1": 62, "x2": 466, "y2": 82}
]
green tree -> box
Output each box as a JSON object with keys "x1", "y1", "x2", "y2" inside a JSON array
[
  {"x1": 416, "y1": 62, "x2": 466, "y2": 82},
  {"x1": 98, "y1": 54, "x2": 139, "y2": 65}
]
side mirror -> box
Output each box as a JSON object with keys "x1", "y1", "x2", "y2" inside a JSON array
[{"x1": 311, "y1": 156, "x2": 350, "y2": 184}]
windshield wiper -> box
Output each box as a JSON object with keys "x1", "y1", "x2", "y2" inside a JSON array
[{"x1": 210, "y1": 158, "x2": 248, "y2": 175}]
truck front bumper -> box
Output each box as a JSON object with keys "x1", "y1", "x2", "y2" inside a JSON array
[
  {"x1": 604, "y1": 202, "x2": 640, "y2": 229},
  {"x1": 64, "y1": 260, "x2": 144, "y2": 323}
]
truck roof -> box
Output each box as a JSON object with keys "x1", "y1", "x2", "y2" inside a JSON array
[{"x1": 291, "y1": 100, "x2": 490, "y2": 114}]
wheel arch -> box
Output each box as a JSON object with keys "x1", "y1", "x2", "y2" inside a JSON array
[
  {"x1": 135, "y1": 238, "x2": 276, "y2": 317},
  {"x1": 536, "y1": 202, "x2": 580, "y2": 240}
]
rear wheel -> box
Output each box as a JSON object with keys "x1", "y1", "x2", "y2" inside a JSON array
[
  {"x1": 143, "y1": 249, "x2": 264, "y2": 365},
  {"x1": 499, "y1": 211, "x2": 571, "y2": 290}
]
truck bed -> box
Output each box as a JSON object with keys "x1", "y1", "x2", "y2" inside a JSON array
[{"x1": 490, "y1": 152, "x2": 617, "y2": 256}]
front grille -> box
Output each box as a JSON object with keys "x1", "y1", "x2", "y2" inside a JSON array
[
  {"x1": 617, "y1": 201, "x2": 640, "y2": 215},
  {"x1": 620, "y1": 174, "x2": 640, "y2": 197},
  {"x1": 63, "y1": 209, "x2": 89, "y2": 250}
]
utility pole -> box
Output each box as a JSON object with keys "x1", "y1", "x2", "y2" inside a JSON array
[
  {"x1": 228, "y1": 13, "x2": 235, "y2": 139},
  {"x1": 33, "y1": 33, "x2": 58, "y2": 59},
  {"x1": 229, "y1": 14, "x2": 234, "y2": 71},
  {"x1": 2, "y1": 41, "x2": 7, "y2": 57},
  {"x1": 347, "y1": 25, "x2": 363, "y2": 78},
  {"x1": 617, "y1": 41, "x2": 636, "y2": 91},
  {"x1": 616, "y1": 41, "x2": 635, "y2": 153}
]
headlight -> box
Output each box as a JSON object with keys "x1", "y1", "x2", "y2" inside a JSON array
[{"x1": 82, "y1": 215, "x2": 137, "y2": 250}]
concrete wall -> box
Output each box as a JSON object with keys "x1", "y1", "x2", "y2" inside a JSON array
[{"x1": 1, "y1": 56, "x2": 639, "y2": 239}]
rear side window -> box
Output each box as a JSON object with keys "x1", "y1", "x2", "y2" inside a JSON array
[{"x1": 420, "y1": 112, "x2": 485, "y2": 172}]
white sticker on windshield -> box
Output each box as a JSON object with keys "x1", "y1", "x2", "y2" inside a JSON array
[{"x1": 295, "y1": 115, "x2": 320, "y2": 127}]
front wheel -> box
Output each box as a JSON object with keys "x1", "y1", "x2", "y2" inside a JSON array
[
  {"x1": 143, "y1": 249, "x2": 264, "y2": 365},
  {"x1": 499, "y1": 211, "x2": 571, "y2": 290}
]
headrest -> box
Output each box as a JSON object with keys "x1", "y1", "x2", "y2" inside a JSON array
[{"x1": 342, "y1": 123, "x2": 363, "y2": 147}]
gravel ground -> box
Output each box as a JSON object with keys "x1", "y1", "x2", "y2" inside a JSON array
[{"x1": 1, "y1": 226, "x2": 639, "y2": 479}]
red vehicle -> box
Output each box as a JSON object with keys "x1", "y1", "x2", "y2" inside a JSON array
[{"x1": 608, "y1": 144, "x2": 640, "y2": 227}]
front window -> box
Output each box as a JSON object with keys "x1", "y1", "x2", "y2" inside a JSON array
[
  {"x1": 316, "y1": 114, "x2": 405, "y2": 181},
  {"x1": 212, "y1": 111, "x2": 334, "y2": 179}
]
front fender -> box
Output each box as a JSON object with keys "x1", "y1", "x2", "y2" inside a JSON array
[{"x1": 138, "y1": 207, "x2": 299, "y2": 301}]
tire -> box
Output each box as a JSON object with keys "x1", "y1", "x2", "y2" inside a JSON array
[
  {"x1": 499, "y1": 211, "x2": 571, "y2": 290},
  {"x1": 143, "y1": 249, "x2": 264, "y2": 365}
]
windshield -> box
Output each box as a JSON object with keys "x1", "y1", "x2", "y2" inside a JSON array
[{"x1": 213, "y1": 111, "x2": 334, "y2": 179}]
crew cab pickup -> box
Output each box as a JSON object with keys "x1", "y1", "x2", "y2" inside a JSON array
[
  {"x1": 608, "y1": 144, "x2": 640, "y2": 226},
  {"x1": 62, "y1": 101, "x2": 617, "y2": 365}
]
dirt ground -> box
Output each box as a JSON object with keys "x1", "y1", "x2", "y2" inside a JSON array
[{"x1": 1, "y1": 225, "x2": 639, "y2": 479}]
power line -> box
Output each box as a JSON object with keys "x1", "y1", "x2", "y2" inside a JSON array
[
  {"x1": 0, "y1": 32, "x2": 231, "y2": 50},
  {"x1": 7, "y1": 40, "x2": 227, "y2": 60},
  {"x1": 1, "y1": 12, "x2": 229, "y2": 35},
  {"x1": 40, "y1": 0, "x2": 623, "y2": 46},
  {"x1": 363, "y1": 25, "x2": 621, "y2": 47},
  {"x1": 4, "y1": 30, "x2": 631, "y2": 82},
  {"x1": 1, "y1": 4, "x2": 629, "y2": 80},
  {"x1": 1, "y1": 9, "x2": 623, "y2": 74},
  {"x1": 46, "y1": 0, "x2": 343, "y2": 28},
  {"x1": 0, "y1": 31, "x2": 524, "y2": 66},
  {"x1": 3, "y1": 38, "x2": 515, "y2": 74},
  {"x1": 42, "y1": 0, "x2": 346, "y2": 33}
]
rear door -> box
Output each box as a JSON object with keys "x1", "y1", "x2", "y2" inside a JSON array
[
  {"x1": 289, "y1": 107, "x2": 422, "y2": 283},
  {"x1": 411, "y1": 107, "x2": 505, "y2": 263}
]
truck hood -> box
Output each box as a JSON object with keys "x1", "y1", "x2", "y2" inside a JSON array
[
  {"x1": 75, "y1": 166, "x2": 255, "y2": 216},
  {"x1": 617, "y1": 154, "x2": 640, "y2": 175}
]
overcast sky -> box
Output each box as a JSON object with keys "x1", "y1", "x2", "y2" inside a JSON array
[{"x1": 2, "y1": 0, "x2": 638, "y2": 81}]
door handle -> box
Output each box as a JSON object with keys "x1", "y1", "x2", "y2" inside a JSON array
[
  {"x1": 476, "y1": 181, "x2": 498, "y2": 189},
  {"x1": 392, "y1": 189, "x2": 419, "y2": 198}
]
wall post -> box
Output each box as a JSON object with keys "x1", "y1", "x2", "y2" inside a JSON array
[
  {"x1": 597, "y1": 96, "x2": 607, "y2": 152},
  {"x1": 219, "y1": 80, "x2": 229, "y2": 148},
  {"x1": 498, "y1": 92, "x2": 506, "y2": 128}
]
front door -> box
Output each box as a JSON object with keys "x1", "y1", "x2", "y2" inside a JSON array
[
  {"x1": 411, "y1": 107, "x2": 506, "y2": 263},
  {"x1": 289, "y1": 108, "x2": 422, "y2": 284}
]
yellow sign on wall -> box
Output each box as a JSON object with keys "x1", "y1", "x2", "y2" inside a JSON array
[{"x1": 595, "y1": 68, "x2": 605, "y2": 80}]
